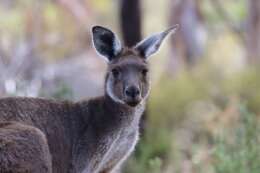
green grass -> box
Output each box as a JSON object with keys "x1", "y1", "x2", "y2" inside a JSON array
[{"x1": 213, "y1": 104, "x2": 260, "y2": 173}]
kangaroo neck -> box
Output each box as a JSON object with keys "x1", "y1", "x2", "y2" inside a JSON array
[{"x1": 103, "y1": 93, "x2": 145, "y2": 124}]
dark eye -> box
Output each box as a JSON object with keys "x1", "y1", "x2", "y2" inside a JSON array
[
  {"x1": 142, "y1": 69, "x2": 148, "y2": 76},
  {"x1": 112, "y1": 68, "x2": 120, "y2": 78}
]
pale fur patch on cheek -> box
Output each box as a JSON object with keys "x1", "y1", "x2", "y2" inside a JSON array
[
  {"x1": 141, "y1": 79, "x2": 151, "y2": 101},
  {"x1": 106, "y1": 77, "x2": 125, "y2": 104}
]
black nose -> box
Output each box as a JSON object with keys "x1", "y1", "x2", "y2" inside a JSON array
[{"x1": 125, "y1": 86, "x2": 140, "y2": 99}]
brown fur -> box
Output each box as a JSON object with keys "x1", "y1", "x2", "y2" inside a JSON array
[{"x1": 0, "y1": 121, "x2": 52, "y2": 173}]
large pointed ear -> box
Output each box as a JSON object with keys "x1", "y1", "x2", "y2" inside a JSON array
[
  {"x1": 134, "y1": 25, "x2": 179, "y2": 59},
  {"x1": 92, "y1": 26, "x2": 122, "y2": 61}
]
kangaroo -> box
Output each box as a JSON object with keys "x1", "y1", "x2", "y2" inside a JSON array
[{"x1": 0, "y1": 25, "x2": 178, "y2": 173}]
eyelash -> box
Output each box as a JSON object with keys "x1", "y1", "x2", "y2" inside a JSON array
[{"x1": 112, "y1": 68, "x2": 120, "y2": 77}]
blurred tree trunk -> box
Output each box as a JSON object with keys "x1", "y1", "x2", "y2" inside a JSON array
[
  {"x1": 119, "y1": 0, "x2": 142, "y2": 47},
  {"x1": 168, "y1": 0, "x2": 206, "y2": 74},
  {"x1": 246, "y1": 0, "x2": 260, "y2": 64},
  {"x1": 209, "y1": 0, "x2": 256, "y2": 64},
  {"x1": 119, "y1": 0, "x2": 147, "y2": 134}
]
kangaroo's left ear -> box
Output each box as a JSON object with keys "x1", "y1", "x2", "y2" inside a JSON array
[
  {"x1": 92, "y1": 26, "x2": 122, "y2": 61},
  {"x1": 134, "y1": 25, "x2": 179, "y2": 60}
]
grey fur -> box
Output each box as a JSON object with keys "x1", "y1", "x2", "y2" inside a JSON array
[{"x1": 0, "y1": 25, "x2": 176, "y2": 173}]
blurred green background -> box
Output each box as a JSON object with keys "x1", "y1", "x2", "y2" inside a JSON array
[{"x1": 0, "y1": 0, "x2": 259, "y2": 173}]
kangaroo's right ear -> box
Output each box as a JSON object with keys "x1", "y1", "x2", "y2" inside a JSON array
[
  {"x1": 134, "y1": 25, "x2": 179, "y2": 60},
  {"x1": 92, "y1": 26, "x2": 122, "y2": 61}
]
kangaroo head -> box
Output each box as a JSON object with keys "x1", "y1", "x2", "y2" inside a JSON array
[{"x1": 92, "y1": 25, "x2": 178, "y2": 107}]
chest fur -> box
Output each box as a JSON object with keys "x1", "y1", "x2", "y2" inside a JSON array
[
  {"x1": 98, "y1": 128, "x2": 139, "y2": 172},
  {"x1": 79, "y1": 103, "x2": 144, "y2": 173},
  {"x1": 94, "y1": 110, "x2": 143, "y2": 172}
]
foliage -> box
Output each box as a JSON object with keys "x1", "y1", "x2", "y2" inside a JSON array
[{"x1": 213, "y1": 105, "x2": 260, "y2": 173}]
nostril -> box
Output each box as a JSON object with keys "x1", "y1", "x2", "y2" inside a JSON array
[
  {"x1": 136, "y1": 89, "x2": 140, "y2": 95},
  {"x1": 125, "y1": 89, "x2": 131, "y2": 96},
  {"x1": 125, "y1": 89, "x2": 133, "y2": 97}
]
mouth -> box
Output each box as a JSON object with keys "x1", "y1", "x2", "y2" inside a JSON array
[
  {"x1": 126, "y1": 101, "x2": 140, "y2": 107},
  {"x1": 125, "y1": 98, "x2": 141, "y2": 107}
]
